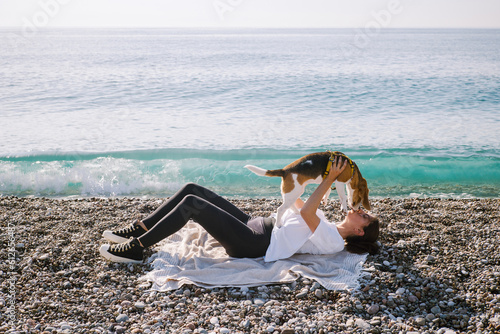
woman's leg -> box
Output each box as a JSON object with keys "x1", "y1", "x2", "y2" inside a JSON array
[
  {"x1": 139, "y1": 194, "x2": 269, "y2": 258},
  {"x1": 102, "y1": 183, "x2": 249, "y2": 244},
  {"x1": 142, "y1": 183, "x2": 250, "y2": 229}
]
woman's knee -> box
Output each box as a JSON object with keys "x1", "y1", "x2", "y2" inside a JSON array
[
  {"x1": 181, "y1": 183, "x2": 216, "y2": 201},
  {"x1": 171, "y1": 194, "x2": 206, "y2": 222},
  {"x1": 181, "y1": 182, "x2": 199, "y2": 194},
  {"x1": 179, "y1": 194, "x2": 210, "y2": 212}
]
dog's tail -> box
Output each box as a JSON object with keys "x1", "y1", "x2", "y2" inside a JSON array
[{"x1": 244, "y1": 165, "x2": 285, "y2": 177}]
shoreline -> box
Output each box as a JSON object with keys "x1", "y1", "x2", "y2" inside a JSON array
[
  {"x1": 7, "y1": 194, "x2": 500, "y2": 201},
  {"x1": 1, "y1": 197, "x2": 499, "y2": 333}
]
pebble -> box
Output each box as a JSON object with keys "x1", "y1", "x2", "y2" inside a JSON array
[
  {"x1": 134, "y1": 301, "x2": 146, "y2": 309},
  {"x1": 253, "y1": 298, "x2": 265, "y2": 306},
  {"x1": 296, "y1": 289, "x2": 308, "y2": 298},
  {"x1": 431, "y1": 305, "x2": 442, "y2": 314},
  {"x1": 339, "y1": 306, "x2": 350, "y2": 313},
  {"x1": 355, "y1": 318, "x2": 370, "y2": 330},
  {"x1": 415, "y1": 317, "x2": 426, "y2": 326},
  {"x1": 121, "y1": 300, "x2": 132, "y2": 307},
  {"x1": 3, "y1": 197, "x2": 500, "y2": 334},
  {"x1": 367, "y1": 304, "x2": 380, "y2": 315},
  {"x1": 116, "y1": 314, "x2": 129, "y2": 323}
]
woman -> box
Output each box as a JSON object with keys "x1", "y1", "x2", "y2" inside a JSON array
[{"x1": 99, "y1": 157, "x2": 380, "y2": 263}]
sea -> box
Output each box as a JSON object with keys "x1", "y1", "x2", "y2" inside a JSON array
[{"x1": 0, "y1": 28, "x2": 499, "y2": 199}]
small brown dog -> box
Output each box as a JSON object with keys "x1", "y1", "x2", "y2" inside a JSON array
[{"x1": 245, "y1": 151, "x2": 370, "y2": 227}]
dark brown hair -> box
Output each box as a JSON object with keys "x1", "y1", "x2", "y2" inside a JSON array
[{"x1": 344, "y1": 215, "x2": 380, "y2": 255}]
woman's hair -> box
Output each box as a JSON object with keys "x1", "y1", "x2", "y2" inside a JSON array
[{"x1": 344, "y1": 215, "x2": 380, "y2": 255}]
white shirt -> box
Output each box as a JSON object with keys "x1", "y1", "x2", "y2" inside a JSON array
[{"x1": 263, "y1": 208, "x2": 345, "y2": 262}]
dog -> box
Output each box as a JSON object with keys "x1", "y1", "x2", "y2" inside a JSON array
[{"x1": 245, "y1": 151, "x2": 370, "y2": 227}]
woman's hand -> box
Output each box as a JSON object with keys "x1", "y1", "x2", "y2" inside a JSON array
[{"x1": 326, "y1": 156, "x2": 348, "y2": 184}]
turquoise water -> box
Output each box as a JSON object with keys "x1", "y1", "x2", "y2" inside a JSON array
[
  {"x1": 1, "y1": 148, "x2": 498, "y2": 198},
  {"x1": 0, "y1": 29, "x2": 499, "y2": 198}
]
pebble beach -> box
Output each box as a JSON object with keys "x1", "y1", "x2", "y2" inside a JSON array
[{"x1": 1, "y1": 196, "x2": 499, "y2": 334}]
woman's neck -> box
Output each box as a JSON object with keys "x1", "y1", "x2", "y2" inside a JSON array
[{"x1": 336, "y1": 220, "x2": 350, "y2": 239}]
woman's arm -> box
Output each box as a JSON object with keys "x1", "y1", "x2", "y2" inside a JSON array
[{"x1": 300, "y1": 157, "x2": 347, "y2": 232}]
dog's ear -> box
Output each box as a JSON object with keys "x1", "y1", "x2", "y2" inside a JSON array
[
  {"x1": 362, "y1": 193, "x2": 371, "y2": 210},
  {"x1": 359, "y1": 178, "x2": 371, "y2": 210}
]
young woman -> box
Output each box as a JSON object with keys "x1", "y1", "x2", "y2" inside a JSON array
[{"x1": 99, "y1": 157, "x2": 380, "y2": 263}]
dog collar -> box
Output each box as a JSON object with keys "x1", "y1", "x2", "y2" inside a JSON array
[{"x1": 323, "y1": 151, "x2": 355, "y2": 189}]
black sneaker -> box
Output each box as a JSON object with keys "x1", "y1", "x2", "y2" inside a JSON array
[
  {"x1": 102, "y1": 220, "x2": 146, "y2": 243},
  {"x1": 99, "y1": 238, "x2": 144, "y2": 264}
]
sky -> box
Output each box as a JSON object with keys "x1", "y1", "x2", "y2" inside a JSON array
[{"x1": 1, "y1": 0, "x2": 499, "y2": 29}]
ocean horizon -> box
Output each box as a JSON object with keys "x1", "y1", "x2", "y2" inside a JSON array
[{"x1": 1, "y1": 28, "x2": 499, "y2": 199}]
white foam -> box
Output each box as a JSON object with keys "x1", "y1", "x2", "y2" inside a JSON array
[{"x1": 0, "y1": 158, "x2": 185, "y2": 197}]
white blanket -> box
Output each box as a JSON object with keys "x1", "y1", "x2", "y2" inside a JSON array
[{"x1": 141, "y1": 222, "x2": 367, "y2": 291}]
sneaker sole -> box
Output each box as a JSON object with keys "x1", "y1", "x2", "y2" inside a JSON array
[
  {"x1": 99, "y1": 244, "x2": 143, "y2": 264},
  {"x1": 102, "y1": 230, "x2": 131, "y2": 244}
]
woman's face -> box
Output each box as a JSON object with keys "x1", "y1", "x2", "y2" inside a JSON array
[{"x1": 345, "y1": 209, "x2": 372, "y2": 236}]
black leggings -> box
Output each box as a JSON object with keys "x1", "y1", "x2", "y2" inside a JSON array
[{"x1": 138, "y1": 183, "x2": 273, "y2": 258}]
